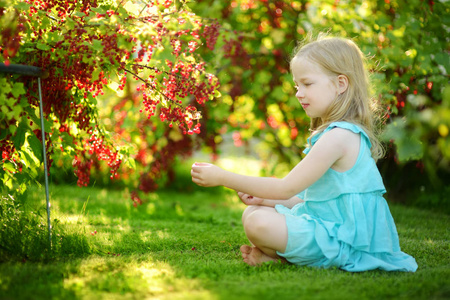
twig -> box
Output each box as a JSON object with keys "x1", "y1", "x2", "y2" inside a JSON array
[{"x1": 122, "y1": 67, "x2": 185, "y2": 109}]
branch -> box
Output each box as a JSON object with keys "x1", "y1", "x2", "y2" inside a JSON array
[
  {"x1": 122, "y1": 67, "x2": 185, "y2": 109},
  {"x1": 114, "y1": 0, "x2": 127, "y2": 14},
  {"x1": 129, "y1": 63, "x2": 195, "y2": 80}
]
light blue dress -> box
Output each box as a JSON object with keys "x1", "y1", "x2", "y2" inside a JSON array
[{"x1": 275, "y1": 121, "x2": 418, "y2": 272}]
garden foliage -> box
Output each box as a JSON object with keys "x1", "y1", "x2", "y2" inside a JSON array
[
  {"x1": 0, "y1": 0, "x2": 221, "y2": 202},
  {"x1": 0, "y1": 0, "x2": 221, "y2": 258},
  {"x1": 190, "y1": 0, "x2": 450, "y2": 198},
  {"x1": 1, "y1": 0, "x2": 449, "y2": 205}
]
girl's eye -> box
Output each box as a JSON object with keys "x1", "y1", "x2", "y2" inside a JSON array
[{"x1": 294, "y1": 83, "x2": 313, "y2": 90}]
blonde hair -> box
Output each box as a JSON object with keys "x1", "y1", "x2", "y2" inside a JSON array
[{"x1": 291, "y1": 34, "x2": 384, "y2": 161}]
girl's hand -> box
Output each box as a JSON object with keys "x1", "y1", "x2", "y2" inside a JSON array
[
  {"x1": 191, "y1": 162, "x2": 223, "y2": 187},
  {"x1": 237, "y1": 192, "x2": 264, "y2": 206}
]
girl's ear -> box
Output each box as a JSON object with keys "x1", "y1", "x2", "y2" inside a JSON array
[{"x1": 337, "y1": 75, "x2": 349, "y2": 94}]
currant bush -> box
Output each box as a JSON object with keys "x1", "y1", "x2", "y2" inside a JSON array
[{"x1": 0, "y1": 0, "x2": 222, "y2": 203}]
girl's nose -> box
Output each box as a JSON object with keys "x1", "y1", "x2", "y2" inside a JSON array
[{"x1": 296, "y1": 88, "x2": 304, "y2": 99}]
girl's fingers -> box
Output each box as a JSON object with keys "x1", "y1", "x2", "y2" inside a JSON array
[
  {"x1": 191, "y1": 168, "x2": 203, "y2": 185},
  {"x1": 237, "y1": 192, "x2": 255, "y2": 201}
]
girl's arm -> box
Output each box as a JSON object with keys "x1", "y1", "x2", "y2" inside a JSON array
[
  {"x1": 238, "y1": 192, "x2": 304, "y2": 208},
  {"x1": 191, "y1": 128, "x2": 356, "y2": 200}
]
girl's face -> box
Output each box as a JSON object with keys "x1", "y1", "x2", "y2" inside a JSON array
[{"x1": 291, "y1": 57, "x2": 339, "y2": 120}]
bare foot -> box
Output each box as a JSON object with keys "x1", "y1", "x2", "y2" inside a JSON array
[{"x1": 239, "y1": 245, "x2": 282, "y2": 266}]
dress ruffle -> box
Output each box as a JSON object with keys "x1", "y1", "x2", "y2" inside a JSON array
[{"x1": 275, "y1": 194, "x2": 418, "y2": 272}]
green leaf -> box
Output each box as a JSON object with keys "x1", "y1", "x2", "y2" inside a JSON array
[
  {"x1": 116, "y1": 6, "x2": 129, "y2": 18},
  {"x1": 155, "y1": 41, "x2": 176, "y2": 64},
  {"x1": 125, "y1": 157, "x2": 136, "y2": 169},
  {"x1": 11, "y1": 82, "x2": 26, "y2": 98},
  {"x1": 382, "y1": 119, "x2": 405, "y2": 141},
  {"x1": 8, "y1": 124, "x2": 17, "y2": 136},
  {"x1": 20, "y1": 149, "x2": 39, "y2": 178},
  {"x1": 34, "y1": 115, "x2": 52, "y2": 132},
  {"x1": 91, "y1": 7, "x2": 106, "y2": 14},
  {"x1": 73, "y1": 11, "x2": 85, "y2": 18},
  {"x1": 12, "y1": 104, "x2": 23, "y2": 119},
  {"x1": 442, "y1": 84, "x2": 450, "y2": 107},
  {"x1": 36, "y1": 42, "x2": 51, "y2": 51},
  {"x1": 27, "y1": 134, "x2": 43, "y2": 162},
  {"x1": 12, "y1": 126, "x2": 27, "y2": 149},
  {"x1": 434, "y1": 52, "x2": 449, "y2": 73},
  {"x1": 2, "y1": 162, "x2": 16, "y2": 173},
  {"x1": 383, "y1": 119, "x2": 424, "y2": 162},
  {"x1": 4, "y1": 175, "x2": 13, "y2": 189},
  {"x1": 0, "y1": 78, "x2": 12, "y2": 94},
  {"x1": 41, "y1": 16, "x2": 51, "y2": 29},
  {"x1": 66, "y1": 17, "x2": 76, "y2": 30},
  {"x1": 48, "y1": 31, "x2": 63, "y2": 43},
  {"x1": 14, "y1": 2, "x2": 32, "y2": 10},
  {"x1": 6, "y1": 96, "x2": 16, "y2": 106},
  {"x1": 91, "y1": 68, "x2": 101, "y2": 82},
  {"x1": 396, "y1": 137, "x2": 424, "y2": 161},
  {"x1": 91, "y1": 39, "x2": 103, "y2": 52},
  {"x1": 20, "y1": 149, "x2": 32, "y2": 168}
]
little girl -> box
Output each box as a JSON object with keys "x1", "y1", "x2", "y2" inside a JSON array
[{"x1": 191, "y1": 36, "x2": 418, "y2": 272}]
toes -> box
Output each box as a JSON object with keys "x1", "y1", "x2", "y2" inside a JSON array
[{"x1": 240, "y1": 245, "x2": 252, "y2": 254}]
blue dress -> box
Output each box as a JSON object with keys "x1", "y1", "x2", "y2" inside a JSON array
[{"x1": 275, "y1": 121, "x2": 418, "y2": 272}]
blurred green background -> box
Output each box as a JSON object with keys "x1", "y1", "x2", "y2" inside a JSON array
[
  {"x1": 3, "y1": 0, "x2": 448, "y2": 210},
  {"x1": 88, "y1": 0, "x2": 450, "y2": 209}
]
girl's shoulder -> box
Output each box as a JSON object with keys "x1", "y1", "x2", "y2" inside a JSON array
[
  {"x1": 310, "y1": 121, "x2": 369, "y2": 143},
  {"x1": 305, "y1": 121, "x2": 370, "y2": 155}
]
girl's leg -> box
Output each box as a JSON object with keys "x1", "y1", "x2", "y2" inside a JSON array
[{"x1": 240, "y1": 205, "x2": 288, "y2": 265}]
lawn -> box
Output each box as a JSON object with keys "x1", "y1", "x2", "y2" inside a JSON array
[{"x1": 0, "y1": 160, "x2": 449, "y2": 300}]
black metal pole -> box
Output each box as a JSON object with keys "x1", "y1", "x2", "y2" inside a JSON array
[
  {"x1": 0, "y1": 63, "x2": 42, "y2": 77},
  {"x1": 37, "y1": 77, "x2": 52, "y2": 249},
  {"x1": 0, "y1": 63, "x2": 51, "y2": 249}
]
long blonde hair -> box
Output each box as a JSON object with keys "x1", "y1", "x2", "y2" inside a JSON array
[{"x1": 291, "y1": 34, "x2": 384, "y2": 161}]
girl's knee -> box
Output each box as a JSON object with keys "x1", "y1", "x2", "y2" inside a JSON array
[
  {"x1": 243, "y1": 209, "x2": 271, "y2": 236},
  {"x1": 242, "y1": 208, "x2": 288, "y2": 253},
  {"x1": 242, "y1": 205, "x2": 261, "y2": 224}
]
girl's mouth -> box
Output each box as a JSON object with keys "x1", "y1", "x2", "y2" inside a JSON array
[{"x1": 301, "y1": 103, "x2": 310, "y2": 109}]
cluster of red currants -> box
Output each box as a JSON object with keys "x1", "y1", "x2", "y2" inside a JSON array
[
  {"x1": 0, "y1": 7, "x2": 25, "y2": 65},
  {"x1": 202, "y1": 21, "x2": 220, "y2": 50},
  {"x1": 72, "y1": 131, "x2": 122, "y2": 187},
  {"x1": 223, "y1": 35, "x2": 250, "y2": 68},
  {"x1": 123, "y1": 8, "x2": 222, "y2": 135},
  {"x1": 130, "y1": 190, "x2": 143, "y2": 207},
  {"x1": 0, "y1": 140, "x2": 15, "y2": 166},
  {"x1": 85, "y1": 131, "x2": 122, "y2": 178},
  {"x1": 72, "y1": 155, "x2": 92, "y2": 187},
  {"x1": 28, "y1": 0, "x2": 98, "y2": 17}
]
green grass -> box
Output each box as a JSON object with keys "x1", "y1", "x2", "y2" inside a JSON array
[{"x1": 0, "y1": 163, "x2": 449, "y2": 299}]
